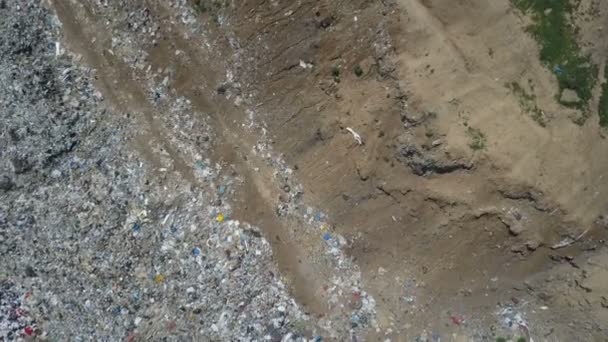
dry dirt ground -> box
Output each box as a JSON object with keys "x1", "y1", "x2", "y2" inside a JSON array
[{"x1": 31, "y1": 0, "x2": 608, "y2": 340}]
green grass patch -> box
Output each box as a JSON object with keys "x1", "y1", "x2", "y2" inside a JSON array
[
  {"x1": 507, "y1": 81, "x2": 547, "y2": 126},
  {"x1": 512, "y1": 0, "x2": 597, "y2": 111},
  {"x1": 353, "y1": 65, "x2": 364, "y2": 77},
  {"x1": 192, "y1": 0, "x2": 209, "y2": 13},
  {"x1": 331, "y1": 66, "x2": 341, "y2": 82},
  {"x1": 599, "y1": 66, "x2": 608, "y2": 127},
  {"x1": 467, "y1": 127, "x2": 486, "y2": 150},
  {"x1": 191, "y1": 0, "x2": 227, "y2": 24}
]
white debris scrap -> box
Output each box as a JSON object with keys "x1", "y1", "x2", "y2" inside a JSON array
[
  {"x1": 346, "y1": 127, "x2": 363, "y2": 145},
  {"x1": 299, "y1": 60, "x2": 313, "y2": 69}
]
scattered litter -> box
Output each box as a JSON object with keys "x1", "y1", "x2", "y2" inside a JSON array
[
  {"x1": 299, "y1": 60, "x2": 314, "y2": 69},
  {"x1": 551, "y1": 229, "x2": 589, "y2": 249},
  {"x1": 154, "y1": 274, "x2": 165, "y2": 284},
  {"x1": 162, "y1": 212, "x2": 172, "y2": 225},
  {"x1": 195, "y1": 160, "x2": 206, "y2": 170},
  {"x1": 192, "y1": 247, "x2": 201, "y2": 256},
  {"x1": 498, "y1": 306, "x2": 529, "y2": 332},
  {"x1": 553, "y1": 66, "x2": 563, "y2": 75},
  {"x1": 323, "y1": 232, "x2": 332, "y2": 241},
  {"x1": 218, "y1": 185, "x2": 226, "y2": 195},
  {"x1": 111, "y1": 306, "x2": 122, "y2": 316},
  {"x1": 403, "y1": 295, "x2": 415, "y2": 303},
  {"x1": 24, "y1": 326, "x2": 34, "y2": 336},
  {"x1": 0, "y1": 283, "x2": 36, "y2": 340},
  {"x1": 346, "y1": 127, "x2": 363, "y2": 145},
  {"x1": 216, "y1": 213, "x2": 225, "y2": 222},
  {"x1": 449, "y1": 315, "x2": 465, "y2": 326},
  {"x1": 55, "y1": 41, "x2": 62, "y2": 56}
]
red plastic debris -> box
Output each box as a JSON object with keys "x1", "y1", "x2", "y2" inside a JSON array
[
  {"x1": 24, "y1": 326, "x2": 34, "y2": 336},
  {"x1": 166, "y1": 320, "x2": 177, "y2": 332},
  {"x1": 14, "y1": 307, "x2": 26, "y2": 317},
  {"x1": 450, "y1": 315, "x2": 465, "y2": 326},
  {"x1": 352, "y1": 291, "x2": 361, "y2": 300}
]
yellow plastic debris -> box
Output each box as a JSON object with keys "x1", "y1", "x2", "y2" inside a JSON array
[
  {"x1": 216, "y1": 213, "x2": 224, "y2": 223},
  {"x1": 154, "y1": 274, "x2": 165, "y2": 283}
]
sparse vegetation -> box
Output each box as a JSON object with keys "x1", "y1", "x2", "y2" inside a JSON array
[
  {"x1": 192, "y1": 0, "x2": 209, "y2": 13},
  {"x1": 353, "y1": 64, "x2": 364, "y2": 77},
  {"x1": 192, "y1": 0, "x2": 226, "y2": 23},
  {"x1": 507, "y1": 81, "x2": 547, "y2": 127},
  {"x1": 332, "y1": 66, "x2": 341, "y2": 82},
  {"x1": 512, "y1": 0, "x2": 597, "y2": 112},
  {"x1": 495, "y1": 337, "x2": 527, "y2": 342},
  {"x1": 467, "y1": 127, "x2": 486, "y2": 150},
  {"x1": 599, "y1": 66, "x2": 608, "y2": 127}
]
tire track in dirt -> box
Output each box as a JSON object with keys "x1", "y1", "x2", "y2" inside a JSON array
[{"x1": 50, "y1": 0, "x2": 194, "y2": 182}]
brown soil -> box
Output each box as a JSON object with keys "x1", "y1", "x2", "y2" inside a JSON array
[{"x1": 49, "y1": 0, "x2": 608, "y2": 340}]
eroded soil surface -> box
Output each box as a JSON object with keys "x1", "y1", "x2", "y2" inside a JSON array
[{"x1": 2, "y1": 0, "x2": 608, "y2": 341}]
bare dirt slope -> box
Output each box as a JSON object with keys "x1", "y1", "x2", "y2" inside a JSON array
[
  {"x1": 5, "y1": 0, "x2": 608, "y2": 340},
  {"x1": 213, "y1": 0, "x2": 608, "y2": 340}
]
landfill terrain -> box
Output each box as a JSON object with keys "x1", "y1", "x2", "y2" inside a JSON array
[{"x1": 1, "y1": 0, "x2": 608, "y2": 341}]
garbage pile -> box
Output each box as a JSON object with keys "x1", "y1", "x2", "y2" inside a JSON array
[
  {"x1": 0, "y1": 0, "x2": 383, "y2": 340},
  {"x1": 0, "y1": 2, "x2": 309, "y2": 340}
]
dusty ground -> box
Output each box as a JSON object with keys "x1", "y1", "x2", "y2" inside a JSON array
[{"x1": 2, "y1": 0, "x2": 608, "y2": 341}]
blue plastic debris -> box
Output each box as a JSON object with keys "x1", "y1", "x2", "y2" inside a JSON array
[
  {"x1": 192, "y1": 247, "x2": 201, "y2": 256},
  {"x1": 111, "y1": 306, "x2": 122, "y2": 316},
  {"x1": 314, "y1": 337, "x2": 323, "y2": 342},
  {"x1": 218, "y1": 185, "x2": 226, "y2": 195},
  {"x1": 554, "y1": 66, "x2": 564, "y2": 75},
  {"x1": 350, "y1": 313, "x2": 360, "y2": 327},
  {"x1": 323, "y1": 232, "x2": 331, "y2": 241},
  {"x1": 195, "y1": 160, "x2": 206, "y2": 170},
  {"x1": 132, "y1": 223, "x2": 140, "y2": 232},
  {"x1": 314, "y1": 213, "x2": 323, "y2": 222}
]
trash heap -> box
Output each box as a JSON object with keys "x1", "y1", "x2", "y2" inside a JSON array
[{"x1": 0, "y1": 2, "x2": 310, "y2": 340}]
